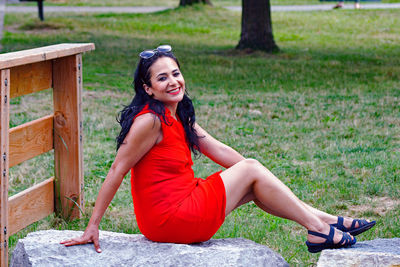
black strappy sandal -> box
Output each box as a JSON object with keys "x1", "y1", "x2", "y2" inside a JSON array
[
  {"x1": 306, "y1": 225, "x2": 356, "y2": 253},
  {"x1": 331, "y1": 216, "x2": 376, "y2": 236}
]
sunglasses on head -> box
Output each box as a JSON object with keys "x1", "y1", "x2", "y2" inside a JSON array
[{"x1": 139, "y1": 45, "x2": 172, "y2": 59}]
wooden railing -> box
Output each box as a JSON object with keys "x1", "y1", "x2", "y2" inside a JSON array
[{"x1": 0, "y1": 43, "x2": 95, "y2": 266}]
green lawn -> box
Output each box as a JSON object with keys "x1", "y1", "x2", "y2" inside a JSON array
[
  {"x1": 3, "y1": 4, "x2": 400, "y2": 266},
  {"x1": 10, "y1": 0, "x2": 400, "y2": 6},
  {"x1": 8, "y1": 0, "x2": 318, "y2": 7}
]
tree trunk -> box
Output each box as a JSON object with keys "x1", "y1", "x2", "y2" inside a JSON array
[
  {"x1": 179, "y1": 0, "x2": 212, "y2": 6},
  {"x1": 236, "y1": 0, "x2": 279, "y2": 52}
]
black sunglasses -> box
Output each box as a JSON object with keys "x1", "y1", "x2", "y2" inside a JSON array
[{"x1": 139, "y1": 45, "x2": 172, "y2": 59}]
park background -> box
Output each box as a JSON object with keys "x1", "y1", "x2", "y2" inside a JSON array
[{"x1": 3, "y1": 0, "x2": 400, "y2": 265}]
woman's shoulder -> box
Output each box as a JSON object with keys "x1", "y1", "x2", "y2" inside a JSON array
[
  {"x1": 135, "y1": 104, "x2": 173, "y2": 126},
  {"x1": 133, "y1": 105, "x2": 161, "y2": 122},
  {"x1": 134, "y1": 104, "x2": 155, "y2": 118},
  {"x1": 134, "y1": 105, "x2": 160, "y2": 122},
  {"x1": 132, "y1": 112, "x2": 162, "y2": 134}
]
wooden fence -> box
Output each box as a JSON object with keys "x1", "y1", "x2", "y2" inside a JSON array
[{"x1": 0, "y1": 43, "x2": 95, "y2": 266}]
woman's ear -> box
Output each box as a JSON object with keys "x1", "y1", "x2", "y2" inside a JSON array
[{"x1": 143, "y1": 84, "x2": 153, "y2": 96}]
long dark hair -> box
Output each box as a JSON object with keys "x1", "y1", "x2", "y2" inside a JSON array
[{"x1": 116, "y1": 51, "x2": 201, "y2": 156}]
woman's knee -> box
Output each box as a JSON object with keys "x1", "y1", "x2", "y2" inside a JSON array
[
  {"x1": 223, "y1": 158, "x2": 267, "y2": 187},
  {"x1": 237, "y1": 158, "x2": 264, "y2": 174},
  {"x1": 237, "y1": 158, "x2": 275, "y2": 184}
]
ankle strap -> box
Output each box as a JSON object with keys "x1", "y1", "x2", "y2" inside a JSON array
[{"x1": 308, "y1": 225, "x2": 334, "y2": 240}]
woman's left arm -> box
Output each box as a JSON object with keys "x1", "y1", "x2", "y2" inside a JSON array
[{"x1": 194, "y1": 123, "x2": 245, "y2": 168}]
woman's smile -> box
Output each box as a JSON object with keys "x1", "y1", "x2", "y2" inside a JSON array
[
  {"x1": 167, "y1": 87, "x2": 181, "y2": 95},
  {"x1": 144, "y1": 57, "x2": 186, "y2": 114}
]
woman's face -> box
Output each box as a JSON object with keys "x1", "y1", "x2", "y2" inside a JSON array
[{"x1": 144, "y1": 57, "x2": 185, "y2": 112}]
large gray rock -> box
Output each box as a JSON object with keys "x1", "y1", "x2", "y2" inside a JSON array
[
  {"x1": 11, "y1": 230, "x2": 289, "y2": 267},
  {"x1": 317, "y1": 238, "x2": 400, "y2": 267}
]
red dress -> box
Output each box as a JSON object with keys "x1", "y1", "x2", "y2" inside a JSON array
[{"x1": 130, "y1": 106, "x2": 226, "y2": 244}]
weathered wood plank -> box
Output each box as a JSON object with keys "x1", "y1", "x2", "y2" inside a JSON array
[
  {"x1": 53, "y1": 54, "x2": 84, "y2": 220},
  {"x1": 8, "y1": 178, "x2": 55, "y2": 236},
  {"x1": 9, "y1": 115, "x2": 54, "y2": 167},
  {"x1": 10, "y1": 60, "x2": 52, "y2": 98},
  {"x1": 0, "y1": 69, "x2": 10, "y2": 266},
  {"x1": 0, "y1": 43, "x2": 95, "y2": 69}
]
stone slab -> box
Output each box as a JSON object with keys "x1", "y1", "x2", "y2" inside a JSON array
[
  {"x1": 317, "y1": 238, "x2": 400, "y2": 267},
  {"x1": 11, "y1": 230, "x2": 289, "y2": 267}
]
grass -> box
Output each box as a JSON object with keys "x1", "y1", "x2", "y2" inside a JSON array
[
  {"x1": 3, "y1": 4, "x2": 400, "y2": 266},
  {"x1": 9, "y1": 0, "x2": 400, "y2": 7},
  {"x1": 7, "y1": 0, "x2": 319, "y2": 7}
]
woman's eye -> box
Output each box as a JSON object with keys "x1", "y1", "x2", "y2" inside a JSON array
[
  {"x1": 158, "y1": 77, "x2": 167, "y2": 82},
  {"x1": 173, "y1": 72, "x2": 180, "y2": 77}
]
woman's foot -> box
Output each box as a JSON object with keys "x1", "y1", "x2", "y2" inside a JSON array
[
  {"x1": 306, "y1": 225, "x2": 356, "y2": 253},
  {"x1": 331, "y1": 216, "x2": 376, "y2": 236},
  {"x1": 307, "y1": 223, "x2": 355, "y2": 245}
]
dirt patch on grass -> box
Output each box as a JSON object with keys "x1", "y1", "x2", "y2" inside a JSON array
[
  {"x1": 6, "y1": 21, "x2": 73, "y2": 35},
  {"x1": 348, "y1": 196, "x2": 400, "y2": 217}
]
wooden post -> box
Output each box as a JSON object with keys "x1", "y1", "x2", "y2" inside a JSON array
[
  {"x1": 0, "y1": 43, "x2": 94, "y2": 264},
  {"x1": 0, "y1": 69, "x2": 9, "y2": 266},
  {"x1": 53, "y1": 54, "x2": 84, "y2": 220}
]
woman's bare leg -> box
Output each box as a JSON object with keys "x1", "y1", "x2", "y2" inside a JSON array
[
  {"x1": 301, "y1": 202, "x2": 336, "y2": 223},
  {"x1": 236, "y1": 189, "x2": 367, "y2": 230},
  {"x1": 220, "y1": 159, "x2": 354, "y2": 244},
  {"x1": 301, "y1": 202, "x2": 370, "y2": 228},
  {"x1": 232, "y1": 191, "x2": 303, "y2": 219},
  {"x1": 229, "y1": 166, "x2": 366, "y2": 230},
  {"x1": 233, "y1": 194, "x2": 340, "y2": 227}
]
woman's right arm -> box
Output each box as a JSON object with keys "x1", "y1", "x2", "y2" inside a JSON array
[{"x1": 60, "y1": 113, "x2": 161, "y2": 252}]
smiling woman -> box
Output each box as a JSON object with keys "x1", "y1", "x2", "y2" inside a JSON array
[
  {"x1": 143, "y1": 57, "x2": 185, "y2": 112},
  {"x1": 60, "y1": 45, "x2": 376, "y2": 254}
]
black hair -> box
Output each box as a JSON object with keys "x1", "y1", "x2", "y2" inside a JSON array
[{"x1": 116, "y1": 51, "x2": 201, "y2": 156}]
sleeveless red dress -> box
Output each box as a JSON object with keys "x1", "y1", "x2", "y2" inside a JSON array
[{"x1": 130, "y1": 106, "x2": 226, "y2": 244}]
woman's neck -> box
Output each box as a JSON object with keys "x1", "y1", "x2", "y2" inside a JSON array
[{"x1": 165, "y1": 104, "x2": 178, "y2": 120}]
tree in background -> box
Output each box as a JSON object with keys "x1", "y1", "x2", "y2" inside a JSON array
[
  {"x1": 237, "y1": 0, "x2": 279, "y2": 52},
  {"x1": 179, "y1": 0, "x2": 212, "y2": 6}
]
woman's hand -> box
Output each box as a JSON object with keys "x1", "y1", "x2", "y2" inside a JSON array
[{"x1": 60, "y1": 224, "x2": 102, "y2": 253}]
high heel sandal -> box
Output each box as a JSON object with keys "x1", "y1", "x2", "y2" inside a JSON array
[
  {"x1": 306, "y1": 225, "x2": 356, "y2": 253},
  {"x1": 331, "y1": 216, "x2": 376, "y2": 236}
]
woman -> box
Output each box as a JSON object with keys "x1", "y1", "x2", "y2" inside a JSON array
[{"x1": 61, "y1": 45, "x2": 375, "y2": 254}]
